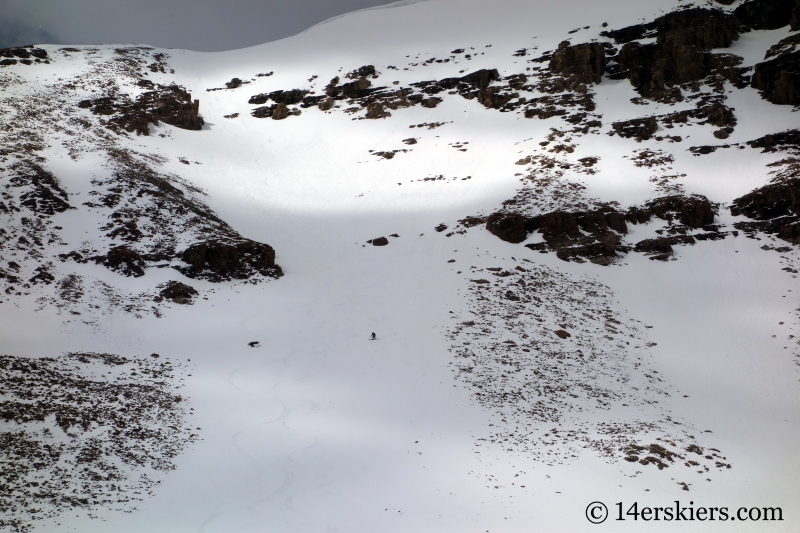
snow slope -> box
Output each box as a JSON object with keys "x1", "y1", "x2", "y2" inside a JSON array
[{"x1": 1, "y1": 0, "x2": 800, "y2": 531}]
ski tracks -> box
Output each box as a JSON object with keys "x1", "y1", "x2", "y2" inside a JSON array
[{"x1": 199, "y1": 320, "x2": 334, "y2": 533}]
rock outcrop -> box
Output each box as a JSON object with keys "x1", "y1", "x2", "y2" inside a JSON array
[
  {"x1": 549, "y1": 41, "x2": 606, "y2": 84},
  {"x1": 178, "y1": 239, "x2": 281, "y2": 282},
  {"x1": 486, "y1": 213, "x2": 529, "y2": 243},
  {"x1": 732, "y1": 176, "x2": 800, "y2": 244},
  {"x1": 487, "y1": 195, "x2": 715, "y2": 264},
  {"x1": 731, "y1": 178, "x2": 800, "y2": 220},
  {"x1": 101, "y1": 245, "x2": 146, "y2": 277},
  {"x1": 793, "y1": 1, "x2": 800, "y2": 30},
  {"x1": 751, "y1": 51, "x2": 800, "y2": 105},
  {"x1": 612, "y1": 117, "x2": 659, "y2": 141},
  {"x1": 604, "y1": 8, "x2": 742, "y2": 100},
  {"x1": 248, "y1": 89, "x2": 308, "y2": 105},
  {"x1": 733, "y1": 0, "x2": 798, "y2": 30},
  {"x1": 10, "y1": 162, "x2": 71, "y2": 215},
  {"x1": 79, "y1": 84, "x2": 204, "y2": 134},
  {"x1": 157, "y1": 280, "x2": 198, "y2": 303}
]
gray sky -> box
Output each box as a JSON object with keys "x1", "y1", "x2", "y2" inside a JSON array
[{"x1": 0, "y1": 0, "x2": 395, "y2": 51}]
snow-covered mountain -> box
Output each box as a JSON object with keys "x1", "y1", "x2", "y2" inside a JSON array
[{"x1": 2, "y1": 0, "x2": 800, "y2": 531}]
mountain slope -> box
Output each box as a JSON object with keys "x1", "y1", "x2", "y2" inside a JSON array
[{"x1": 1, "y1": 0, "x2": 800, "y2": 531}]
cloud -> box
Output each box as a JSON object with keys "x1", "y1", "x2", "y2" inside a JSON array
[
  {"x1": 0, "y1": 0, "x2": 62, "y2": 48},
  {"x1": 0, "y1": 0, "x2": 393, "y2": 52}
]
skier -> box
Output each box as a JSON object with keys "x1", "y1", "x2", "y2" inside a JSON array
[{"x1": 370, "y1": 332, "x2": 376, "y2": 340}]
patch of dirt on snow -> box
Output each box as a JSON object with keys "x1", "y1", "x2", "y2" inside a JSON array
[
  {"x1": 447, "y1": 260, "x2": 731, "y2": 481},
  {"x1": 0, "y1": 351, "x2": 197, "y2": 531}
]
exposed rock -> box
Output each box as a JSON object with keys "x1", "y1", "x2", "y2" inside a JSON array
[
  {"x1": 101, "y1": 245, "x2": 146, "y2": 277},
  {"x1": 549, "y1": 41, "x2": 606, "y2": 84},
  {"x1": 251, "y1": 103, "x2": 301, "y2": 119},
  {"x1": 487, "y1": 196, "x2": 714, "y2": 263},
  {"x1": 612, "y1": 117, "x2": 658, "y2": 141},
  {"x1": 734, "y1": 216, "x2": 800, "y2": 243},
  {"x1": 300, "y1": 95, "x2": 326, "y2": 108},
  {"x1": 318, "y1": 97, "x2": 334, "y2": 111},
  {"x1": 341, "y1": 77, "x2": 373, "y2": 99},
  {"x1": 225, "y1": 78, "x2": 242, "y2": 89},
  {"x1": 641, "y1": 195, "x2": 716, "y2": 228},
  {"x1": 604, "y1": 8, "x2": 741, "y2": 99},
  {"x1": 178, "y1": 238, "x2": 281, "y2": 282},
  {"x1": 765, "y1": 34, "x2": 800, "y2": 60},
  {"x1": 635, "y1": 235, "x2": 696, "y2": 260},
  {"x1": 366, "y1": 102, "x2": 389, "y2": 119},
  {"x1": 0, "y1": 352, "x2": 195, "y2": 530},
  {"x1": 602, "y1": 8, "x2": 739, "y2": 48},
  {"x1": 701, "y1": 102, "x2": 736, "y2": 127},
  {"x1": 793, "y1": 1, "x2": 800, "y2": 30},
  {"x1": 157, "y1": 280, "x2": 198, "y2": 304},
  {"x1": 346, "y1": 65, "x2": 376, "y2": 79},
  {"x1": 747, "y1": 129, "x2": 800, "y2": 152},
  {"x1": 79, "y1": 84, "x2": 204, "y2": 134},
  {"x1": 734, "y1": 0, "x2": 797, "y2": 30},
  {"x1": 0, "y1": 46, "x2": 48, "y2": 61},
  {"x1": 372, "y1": 237, "x2": 389, "y2": 246},
  {"x1": 486, "y1": 212, "x2": 529, "y2": 243},
  {"x1": 9, "y1": 162, "x2": 71, "y2": 215},
  {"x1": 248, "y1": 93, "x2": 270, "y2": 105},
  {"x1": 751, "y1": 50, "x2": 800, "y2": 105},
  {"x1": 272, "y1": 102, "x2": 289, "y2": 120},
  {"x1": 731, "y1": 177, "x2": 800, "y2": 219},
  {"x1": 248, "y1": 89, "x2": 308, "y2": 105},
  {"x1": 269, "y1": 89, "x2": 308, "y2": 104},
  {"x1": 554, "y1": 329, "x2": 571, "y2": 339}
]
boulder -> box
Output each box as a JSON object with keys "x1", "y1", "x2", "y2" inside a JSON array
[
  {"x1": 225, "y1": 78, "x2": 242, "y2": 89},
  {"x1": 372, "y1": 237, "x2": 389, "y2": 246}
]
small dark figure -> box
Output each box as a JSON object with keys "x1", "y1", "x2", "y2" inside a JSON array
[{"x1": 370, "y1": 332, "x2": 376, "y2": 340}]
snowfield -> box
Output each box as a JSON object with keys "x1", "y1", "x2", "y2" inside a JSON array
[{"x1": 1, "y1": 0, "x2": 800, "y2": 531}]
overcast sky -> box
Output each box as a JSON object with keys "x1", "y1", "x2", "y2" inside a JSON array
[{"x1": 0, "y1": 0, "x2": 396, "y2": 51}]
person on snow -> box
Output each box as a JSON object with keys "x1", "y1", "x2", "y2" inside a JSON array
[{"x1": 370, "y1": 332, "x2": 376, "y2": 340}]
